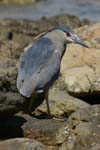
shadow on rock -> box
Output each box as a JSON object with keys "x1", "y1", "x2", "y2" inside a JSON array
[
  {"x1": 77, "y1": 93, "x2": 100, "y2": 105},
  {"x1": 0, "y1": 116, "x2": 26, "y2": 139}
]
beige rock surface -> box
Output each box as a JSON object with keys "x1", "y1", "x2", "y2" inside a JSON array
[
  {"x1": 61, "y1": 23, "x2": 100, "y2": 96},
  {"x1": 0, "y1": 138, "x2": 49, "y2": 150},
  {"x1": 37, "y1": 88, "x2": 89, "y2": 117}
]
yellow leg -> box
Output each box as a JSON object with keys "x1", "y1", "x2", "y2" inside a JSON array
[
  {"x1": 45, "y1": 91, "x2": 65, "y2": 121},
  {"x1": 45, "y1": 90, "x2": 51, "y2": 117},
  {"x1": 29, "y1": 93, "x2": 35, "y2": 114}
]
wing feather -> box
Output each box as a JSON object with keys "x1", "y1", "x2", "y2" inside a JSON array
[{"x1": 17, "y1": 37, "x2": 58, "y2": 97}]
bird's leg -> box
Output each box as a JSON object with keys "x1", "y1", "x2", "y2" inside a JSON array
[
  {"x1": 45, "y1": 91, "x2": 65, "y2": 121},
  {"x1": 45, "y1": 90, "x2": 52, "y2": 118},
  {"x1": 29, "y1": 93, "x2": 35, "y2": 114}
]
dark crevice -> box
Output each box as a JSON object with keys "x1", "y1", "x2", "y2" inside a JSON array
[
  {"x1": 75, "y1": 93, "x2": 100, "y2": 105},
  {"x1": 0, "y1": 116, "x2": 26, "y2": 139}
]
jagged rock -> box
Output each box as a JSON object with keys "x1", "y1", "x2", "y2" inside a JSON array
[
  {"x1": 56, "y1": 105, "x2": 100, "y2": 150},
  {"x1": 0, "y1": 138, "x2": 49, "y2": 150},
  {"x1": 61, "y1": 23, "x2": 100, "y2": 96}
]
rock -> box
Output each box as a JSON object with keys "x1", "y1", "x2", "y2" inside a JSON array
[
  {"x1": 61, "y1": 23, "x2": 100, "y2": 96},
  {"x1": 21, "y1": 114, "x2": 64, "y2": 147},
  {"x1": 0, "y1": 138, "x2": 49, "y2": 150},
  {"x1": 56, "y1": 105, "x2": 100, "y2": 150},
  {"x1": 36, "y1": 88, "x2": 89, "y2": 117},
  {"x1": 0, "y1": 92, "x2": 24, "y2": 116},
  {"x1": 0, "y1": 113, "x2": 64, "y2": 148},
  {"x1": 0, "y1": 91, "x2": 46, "y2": 117}
]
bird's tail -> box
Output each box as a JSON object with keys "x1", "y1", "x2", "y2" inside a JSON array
[{"x1": 17, "y1": 76, "x2": 36, "y2": 98}]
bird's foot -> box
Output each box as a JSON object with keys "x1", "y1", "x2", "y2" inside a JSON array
[
  {"x1": 47, "y1": 114, "x2": 53, "y2": 119},
  {"x1": 47, "y1": 113, "x2": 66, "y2": 121}
]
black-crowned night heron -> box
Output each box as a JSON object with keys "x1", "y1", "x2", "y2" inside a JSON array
[{"x1": 17, "y1": 25, "x2": 88, "y2": 117}]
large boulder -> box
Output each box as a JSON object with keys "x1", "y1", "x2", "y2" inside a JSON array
[
  {"x1": 61, "y1": 23, "x2": 100, "y2": 96},
  {"x1": 0, "y1": 138, "x2": 49, "y2": 150}
]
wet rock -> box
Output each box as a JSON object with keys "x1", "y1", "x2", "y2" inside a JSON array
[
  {"x1": 61, "y1": 23, "x2": 100, "y2": 97},
  {"x1": 56, "y1": 105, "x2": 100, "y2": 150},
  {"x1": 36, "y1": 88, "x2": 89, "y2": 117},
  {"x1": 0, "y1": 138, "x2": 49, "y2": 150}
]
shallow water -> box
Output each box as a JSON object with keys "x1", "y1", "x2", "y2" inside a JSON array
[{"x1": 0, "y1": 0, "x2": 99, "y2": 21}]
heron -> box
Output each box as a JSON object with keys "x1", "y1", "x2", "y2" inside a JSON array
[{"x1": 17, "y1": 25, "x2": 88, "y2": 117}]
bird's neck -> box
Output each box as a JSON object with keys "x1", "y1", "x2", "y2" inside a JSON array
[{"x1": 44, "y1": 31, "x2": 67, "y2": 59}]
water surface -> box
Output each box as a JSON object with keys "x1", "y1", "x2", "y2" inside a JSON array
[{"x1": 0, "y1": 0, "x2": 99, "y2": 21}]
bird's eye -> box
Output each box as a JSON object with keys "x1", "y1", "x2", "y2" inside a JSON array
[
  {"x1": 22, "y1": 79, "x2": 24, "y2": 83},
  {"x1": 66, "y1": 32, "x2": 71, "y2": 37}
]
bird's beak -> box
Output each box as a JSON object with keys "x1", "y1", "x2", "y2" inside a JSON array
[{"x1": 72, "y1": 36, "x2": 89, "y2": 48}]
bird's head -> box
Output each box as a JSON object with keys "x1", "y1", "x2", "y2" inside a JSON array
[{"x1": 53, "y1": 25, "x2": 89, "y2": 48}]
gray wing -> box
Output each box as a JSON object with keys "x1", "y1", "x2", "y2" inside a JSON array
[{"x1": 17, "y1": 37, "x2": 60, "y2": 97}]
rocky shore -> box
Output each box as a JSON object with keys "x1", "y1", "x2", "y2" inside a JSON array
[{"x1": 0, "y1": 15, "x2": 100, "y2": 150}]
